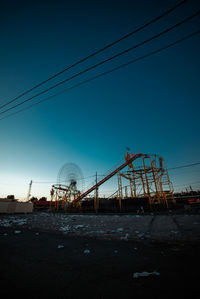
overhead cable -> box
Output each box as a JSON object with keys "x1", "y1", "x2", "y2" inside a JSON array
[
  {"x1": 168, "y1": 162, "x2": 200, "y2": 170},
  {"x1": 0, "y1": 10, "x2": 199, "y2": 116},
  {"x1": 0, "y1": 0, "x2": 187, "y2": 110},
  {"x1": 0, "y1": 29, "x2": 199, "y2": 121}
]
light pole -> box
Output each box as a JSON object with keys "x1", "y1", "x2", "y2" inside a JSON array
[{"x1": 27, "y1": 180, "x2": 33, "y2": 202}]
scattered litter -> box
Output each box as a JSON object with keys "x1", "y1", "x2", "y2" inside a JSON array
[
  {"x1": 3, "y1": 233, "x2": 8, "y2": 236},
  {"x1": 0, "y1": 217, "x2": 27, "y2": 227},
  {"x1": 40, "y1": 212, "x2": 50, "y2": 217},
  {"x1": 57, "y1": 245, "x2": 64, "y2": 249},
  {"x1": 133, "y1": 271, "x2": 160, "y2": 278},
  {"x1": 120, "y1": 233, "x2": 129, "y2": 241},
  {"x1": 134, "y1": 247, "x2": 137, "y2": 250},
  {"x1": 59, "y1": 225, "x2": 70, "y2": 233},
  {"x1": 0, "y1": 220, "x2": 11, "y2": 227},
  {"x1": 114, "y1": 250, "x2": 118, "y2": 253},
  {"x1": 83, "y1": 249, "x2": 90, "y2": 254},
  {"x1": 117, "y1": 228, "x2": 123, "y2": 232},
  {"x1": 14, "y1": 219, "x2": 27, "y2": 226},
  {"x1": 14, "y1": 230, "x2": 21, "y2": 234},
  {"x1": 137, "y1": 207, "x2": 144, "y2": 214},
  {"x1": 74, "y1": 225, "x2": 84, "y2": 229},
  {"x1": 138, "y1": 233, "x2": 144, "y2": 238},
  {"x1": 35, "y1": 232, "x2": 39, "y2": 235}
]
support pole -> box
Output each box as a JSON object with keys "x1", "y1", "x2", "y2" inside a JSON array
[
  {"x1": 142, "y1": 157, "x2": 151, "y2": 206},
  {"x1": 95, "y1": 172, "x2": 98, "y2": 213},
  {"x1": 117, "y1": 173, "x2": 122, "y2": 211}
]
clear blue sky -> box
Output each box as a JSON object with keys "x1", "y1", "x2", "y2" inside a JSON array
[{"x1": 0, "y1": 0, "x2": 200, "y2": 199}]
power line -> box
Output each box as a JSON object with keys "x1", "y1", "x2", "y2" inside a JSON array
[
  {"x1": 0, "y1": 10, "x2": 199, "y2": 117},
  {"x1": 0, "y1": 0, "x2": 187, "y2": 110},
  {"x1": 169, "y1": 172, "x2": 200, "y2": 178},
  {"x1": 173, "y1": 180, "x2": 200, "y2": 187},
  {"x1": 1, "y1": 29, "x2": 199, "y2": 121},
  {"x1": 33, "y1": 174, "x2": 96, "y2": 184},
  {"x1": 168, "y1": 162, "x2": 200, "y2": 170}
]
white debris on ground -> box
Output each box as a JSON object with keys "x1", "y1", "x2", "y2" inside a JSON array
[
  {"x1": 0, "y1": 212, "x2": 200, "y2": 241},
  {"x1": 59, "y1": 225, "x2": 70, "y2": 233},
  {"x1": 120, "y1": 233, "x2": 129, "y2": 241},
  {"x1": 0, "y1": 216, "x2": 27, "y2": 227},
  {"x1": 14, "y1": 230, "x2": 21, "y2": 234},
  {"x1": 83, "y1": 249, "x2": 90, "y2": 254},
  {"x1": 74, "y1": 225, "x2": 84, "y2": 229},
  {"x1": 116, "y1": 228, "x2": 123, "y2": 232},
  {"x1": 57, "y1": 245, "x2": 64, "y2": 249},
  {"x1": 133, "y1": 271, "x2": 160, "y2": 278}
]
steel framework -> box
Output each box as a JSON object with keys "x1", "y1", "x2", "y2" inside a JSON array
[
  {"x1": 117, "y1": 152, "x2": 174, "y2": 207},
  {"x1": 50, "y1": 184, "x2": 81, "y2": 211},
  {"x1": 50, "y1": 152, "x2": 174, "y2": 211}
]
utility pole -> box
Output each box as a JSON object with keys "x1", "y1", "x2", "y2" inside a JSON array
[
  {"x1": 95, "y1": 172, "x2": 98, "y2": 213},
  {"x1": 27, "y1": 180, "x2": 33, "y2": 202}
]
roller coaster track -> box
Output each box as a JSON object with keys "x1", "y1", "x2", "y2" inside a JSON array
[{"x1": 74, "y1": 153, "x2": 142, "y2": 203}]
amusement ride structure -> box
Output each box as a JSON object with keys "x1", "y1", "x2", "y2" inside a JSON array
[
  {"x1": 50, "y1": 163, "x2": 84, "y2": 210},
  {"x1": 117, "y1": 152, "x2": 174, "y2": 208},
  {"x1": 50, "y1": 152, "x2": 174, "y2": 211}
]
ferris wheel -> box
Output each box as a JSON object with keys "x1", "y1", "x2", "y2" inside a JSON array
[{"x1": 57, "y1": 162, "x2": 85, "y2": 195}]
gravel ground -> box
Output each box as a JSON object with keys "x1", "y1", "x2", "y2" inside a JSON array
[
  {"x1": 0, "y1": 211, "x2": 200, "y2": 241},
  {"x1": 0, "y1": 212, "x2": 199, "y2": 298}
]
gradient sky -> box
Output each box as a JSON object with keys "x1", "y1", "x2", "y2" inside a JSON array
[{"x1": 0, "y1": 0, "x2": 200, "y2": 199}]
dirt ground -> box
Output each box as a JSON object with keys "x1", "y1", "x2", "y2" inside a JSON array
[{"x1": 0, "y1": 212, "x2": 200, "y2": 298}]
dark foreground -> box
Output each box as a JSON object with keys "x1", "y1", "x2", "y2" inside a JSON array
[{"x1": 0, "y1": 227, "x2": 199, "y2": 299}]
